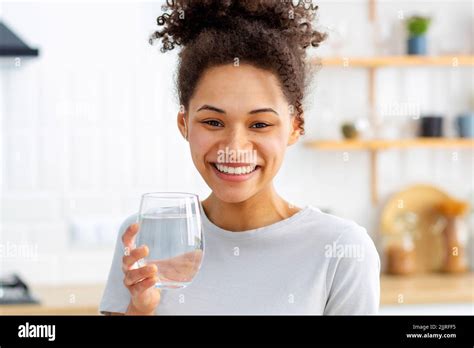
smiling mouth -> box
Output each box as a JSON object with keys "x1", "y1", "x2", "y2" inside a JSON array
[{"x1": 211, "y1": 163, "x2": 260, "y2": 175}]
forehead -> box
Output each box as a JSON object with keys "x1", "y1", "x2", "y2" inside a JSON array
[{"x1": 189, "y1": 63, "x2": 287, "y2": 111}]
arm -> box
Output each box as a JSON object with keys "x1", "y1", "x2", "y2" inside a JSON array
[{"x1": 324, "y1": 226, "x2": 381, "y2": 315}]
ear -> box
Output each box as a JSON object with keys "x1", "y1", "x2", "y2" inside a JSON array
[
  {"x1": 177, "y1": 112, "x2": 188, "y2": 141},
  {"x1": 287, "y1": 114, "x2": 302, "y2": 146}
]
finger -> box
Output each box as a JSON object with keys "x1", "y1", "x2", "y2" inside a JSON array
[
  {"x1": 124, "y1": 264, "x2": 158, "y2": 287},
  {"x1": 122, "y1": 245, "x2": 149, "y2": 273},
  {"x1": 129, "y1": 276, "x2": 159, "y2": 297},
  {"x1": 122, "y1": 223, "x2": 140, "y2": 252}
]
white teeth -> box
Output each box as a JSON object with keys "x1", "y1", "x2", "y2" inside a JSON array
[{"x1": 215, "y1": 164, "x2": 257, "y2": 175}]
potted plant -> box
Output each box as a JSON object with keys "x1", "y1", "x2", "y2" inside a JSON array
[{"x1": 406, "y1": 15, "x2": 431, "y2": 55}]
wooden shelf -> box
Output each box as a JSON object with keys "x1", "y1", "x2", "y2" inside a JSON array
[
  {"x1": 304, "y1": 138, "x2": 474, "y2": 150},
  {"x1": 305, "y1": 138, "x2": 474, "y2": 205},
  {"x1": 381, "y1": 272, "x2": 474, "y2": 305},
  {"x1": 312, "y1": 55, "x2": 474, "y2": 68}
]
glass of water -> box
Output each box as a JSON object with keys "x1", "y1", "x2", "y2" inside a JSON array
[{"x1": 136, "y1": 192, "x2": 204, "y2": 290}]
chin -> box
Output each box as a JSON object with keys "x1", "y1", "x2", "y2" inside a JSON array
[
  {"x1": 197, "y1": 161, "x2": 265, "y2": 204},
  {"x1": 210, "y1": 186, "x2": 257, "y2": 204}
]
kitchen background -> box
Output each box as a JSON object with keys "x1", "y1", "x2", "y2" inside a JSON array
[{"x1": 0, "y1": 0, "x2": 473, "y2": 314}]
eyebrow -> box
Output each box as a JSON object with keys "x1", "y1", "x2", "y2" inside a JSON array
[{"x1": 196, "y1": 104, "x2": 279, "y2": 116}]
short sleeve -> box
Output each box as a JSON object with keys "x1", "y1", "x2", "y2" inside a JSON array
[
  {"x1": 99, "y1": 213, "x2": 138, "y2": 314},
  {"x1": 323, "y1": 225, "x2": 381, "y2": 315}
]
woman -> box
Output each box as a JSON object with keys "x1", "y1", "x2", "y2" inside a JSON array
[{"x1": 100, "y1": 0, "x2": 380, "y2": 315}]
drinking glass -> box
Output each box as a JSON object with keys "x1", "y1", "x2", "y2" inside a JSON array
[{"x1": 136, "y1": 192, "x2": 204, "y2": 289}]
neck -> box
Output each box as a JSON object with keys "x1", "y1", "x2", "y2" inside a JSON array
[{"x1": 201, "y1": 184, "x2": 301, "y2": 232}]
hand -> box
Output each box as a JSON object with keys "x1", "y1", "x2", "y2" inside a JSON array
[{"x1": 121, "y1": 223, "x2": 161, "y2": 315}]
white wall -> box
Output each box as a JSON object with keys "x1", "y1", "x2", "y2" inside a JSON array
[{"x1": 1, "y1": 0, "x2": 473, "y2": 284}]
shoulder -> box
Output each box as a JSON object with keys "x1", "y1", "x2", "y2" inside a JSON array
[
  {"x1": 299, "y1": 206, "x2": 373, "y2": 245},
  {"x1": 298, "y1": 206, "x2": 380, "y2": 264},
  {"x1": 302, "y1": 208, "x2": 382, "y2": 314}
]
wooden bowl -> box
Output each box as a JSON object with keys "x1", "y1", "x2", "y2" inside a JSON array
[{"x1": 380, "y1": 184, "x2": 453, "y2": 272}]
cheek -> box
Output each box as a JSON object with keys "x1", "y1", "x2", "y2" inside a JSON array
[
  {"x1": 188, "y1": 127, "x2": 214, "y2": 164},
  {"x1": 256, "y1": 130, "x2": 288, "y2": 164}
]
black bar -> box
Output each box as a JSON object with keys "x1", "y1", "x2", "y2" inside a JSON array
[{"x1": 0, "y1": 315, "x2": 472, "y2": 346}]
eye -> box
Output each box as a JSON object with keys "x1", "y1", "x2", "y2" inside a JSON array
[
  {"x1": 250, "y1": 123, "x2": 271, "y2": 129},
  {"x1": 202, "y1": 120, "x2": 224, "y2": 127}
]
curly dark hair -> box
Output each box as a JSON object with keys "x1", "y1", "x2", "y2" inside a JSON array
[{"x1": 150, "y1": 0, "x2": 326, "y2": 134}]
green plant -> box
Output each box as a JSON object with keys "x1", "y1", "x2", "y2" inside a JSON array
[
  {"x1": 406, "y1": 16, "x2": 431, "y2": 37},
  {"x1": 341, "y1": 122, "x2": 359, "y2": 139}
]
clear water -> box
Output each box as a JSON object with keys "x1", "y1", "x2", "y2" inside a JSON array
[{"x1": 136, "y1": 214, "x2": 203, "y2": 289}]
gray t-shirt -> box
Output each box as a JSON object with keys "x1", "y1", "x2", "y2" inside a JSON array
[{"x1": 99, "y1": 205, "x2": 380, "y2": 315}]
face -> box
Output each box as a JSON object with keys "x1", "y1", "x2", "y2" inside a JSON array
[{"x1": 177, "y1": 63, "x2": 301, "y2": 203}]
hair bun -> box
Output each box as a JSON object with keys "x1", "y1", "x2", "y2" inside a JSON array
[{"x1": 151, "y1": 0, "x2": 326, "y2": 52}]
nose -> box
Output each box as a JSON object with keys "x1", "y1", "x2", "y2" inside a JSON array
[{"x1": 219, "y1": 124, "x2": 253, "y2": 154}]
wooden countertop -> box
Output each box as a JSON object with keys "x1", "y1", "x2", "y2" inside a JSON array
[
  {"x1": 0, "y1": 273, "x2": 472, "y2": 314},
  {"x1": 0, "y1": 284, "x2": 103, "y2": 315},
  {"x1": 380, "y1": 272, "x2": 474, "y2": 305}
]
